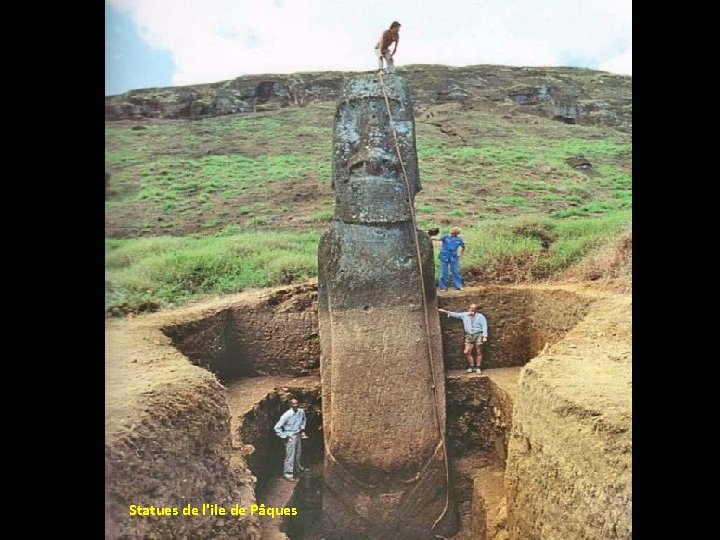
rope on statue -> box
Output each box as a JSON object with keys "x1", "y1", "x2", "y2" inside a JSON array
[
  {"x1": 325, "y1": 436, "x2": 444, "y2": 488},
  {"x1": 377, "y1": 70, "x2": 452, "y2": 531}
]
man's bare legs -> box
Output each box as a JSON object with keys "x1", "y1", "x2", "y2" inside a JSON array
[
  {"x1": 464, "y1": 343, "x2": 475, "y2": 372},
  {"x1": 464, "y1": 342, "x2": 483, "y2": 374}
]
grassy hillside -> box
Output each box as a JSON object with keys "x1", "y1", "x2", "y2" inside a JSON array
[{"x1": 105, "y1": 67, "x2": 631, "y2": 314}]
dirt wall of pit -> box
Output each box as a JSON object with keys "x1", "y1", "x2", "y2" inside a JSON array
[
  {"x1": 438, "y1": 287, "x2": 593, "y2": 369},
  {"x1": 446, "y1": 374, "x2": 514, "y2": 461},
  {"x1": 504, "y1": 294, "x2": 632, "y2": 540},
  {"x1": 238, "y1": 385, "x2": 323, "y2": 496},
  {"x1": 105, "y1": 313, "x2": 262, "y2": 539},
  {"x1": 164, "y1": 283, "x2": 593, "y2": 379},
  {"x1": 163, "y1": 284, "x2": 319, "y2": 379},
  {"x1": 163, "y1": 284, "x2": 320, "y2": 380}
]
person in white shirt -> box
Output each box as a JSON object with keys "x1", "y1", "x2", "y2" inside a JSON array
[
  {"x1": 274, "y1": 398, "x2": 308, "y2": 481},
  {"x1": 439, "y1": 304, "x2": 488, "y2": 374}
]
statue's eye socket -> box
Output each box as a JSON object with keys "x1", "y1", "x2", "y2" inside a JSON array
[{"x1": 349, "y1": 161, "x2": 365, "y2": 174}]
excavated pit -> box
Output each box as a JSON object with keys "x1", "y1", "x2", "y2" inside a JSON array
[
  {"x1": 155, "y1": 282, "x2": 594, "y2": 539},
  {"x1": 162, "y1": 283, "x2": 592, "y2": 378},
  {"x1": 236, "y1": 385, "x2": 323, "y2": 497},
  {"x1": 163, "y1": 283, "x2": 320, "y2": 382}
]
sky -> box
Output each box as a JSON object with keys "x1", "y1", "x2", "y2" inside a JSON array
[{"x1": 105, "y1": 0, "x2": 632, "y2": 96}]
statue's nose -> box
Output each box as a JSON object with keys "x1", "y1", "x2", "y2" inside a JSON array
[
  {"x1": 349, "y1": 149, "x2": 396, "y2": 176},
  {"x1": 367, "y1": 156, "x2": 390, "y2": 175}
]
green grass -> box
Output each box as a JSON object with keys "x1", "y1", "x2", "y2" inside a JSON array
[
  {"x1": 105, "y1": 232, "x2": 320, "y2": 312},
  {"x1": 453, "y1": 210, "x2": 631, "y2": 278},
  {"x1": 105, "y1": 210, "x2": 630, "y2": 313},
  {"x1": 210, "y1": 117, "x2": 283, "y2": 134},
  {"x1": 138, "y1": 155, "x2": 311, "y2": 198},
  {"x1": 107, "y1": 102, "x2": 631, "y2": 237},
  {"x1": 310, "y1": 209, "x2": 334, "y2": 222},
  {"x1": 497, "y1": 196, "x2": 529, "y2": 207},
  {"x1": 105, "y1": 79, "x2": 631, "y2": 311},
  {"x1": 412, "y1": 133, "x2": 631, "y2": 222}
]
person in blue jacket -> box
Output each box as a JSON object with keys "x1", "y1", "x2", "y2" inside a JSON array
[{"x1": 431, "y1": 226, "x2": 465, "y2": 291}]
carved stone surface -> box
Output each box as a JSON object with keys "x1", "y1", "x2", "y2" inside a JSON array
[{"x1": 318, "y1": 74, "x2": 455, "y2": 538}]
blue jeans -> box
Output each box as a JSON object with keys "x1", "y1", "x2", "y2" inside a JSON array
[{"x1": 439, "y1": 257, "x2": 462, "y2": 290}]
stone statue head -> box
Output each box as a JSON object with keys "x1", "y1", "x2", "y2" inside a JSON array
[{"x1": 331, "y1": 76, "x2": 420, "y2": 224}]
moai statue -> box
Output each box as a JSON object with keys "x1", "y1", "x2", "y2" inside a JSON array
[{"x1": 317, "y1": 74, "x2": 456, "y2": 539}]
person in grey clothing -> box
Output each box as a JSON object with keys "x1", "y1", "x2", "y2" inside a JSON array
[
  {"x1": 274, "y1": 398, "x2": 308, "y2": 481},
  {"x1": 439, "y1": 304, "x2": 488, "y2": 374}
]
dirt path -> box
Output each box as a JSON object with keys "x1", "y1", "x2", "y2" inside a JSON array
[{"x1": 256, "y1": 476, "x2": 297, "y2": 539}]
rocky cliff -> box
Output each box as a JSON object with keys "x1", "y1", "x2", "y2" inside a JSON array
[{"x1": 105, "y1": 64, "x2": 631, "y2": 132}]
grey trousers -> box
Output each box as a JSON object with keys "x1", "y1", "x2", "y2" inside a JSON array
[{"x1": 283, "y1": 433, "x2": 303, "y2": 477}]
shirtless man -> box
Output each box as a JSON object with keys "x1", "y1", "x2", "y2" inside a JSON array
[{"x1": 375, "y1": 21, "x2": 401, "y2": 74}]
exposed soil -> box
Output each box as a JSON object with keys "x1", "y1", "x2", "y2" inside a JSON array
[
  {"x1": 105, "y1": 281, "x2": 631, "y2": 539},
  {"x1": 105, "y1": 310, "x2": 262, "y2": 539},
  {"x1": 505, "y1": 291, "x2": 631, "y2": 539},
  {"x1": 223, "y1": 375, "x2": 322, "y2": 539}
]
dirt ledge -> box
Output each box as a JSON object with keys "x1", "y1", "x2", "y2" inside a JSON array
[
  {"x1": 104, "y1": 290, "x2": 284, "y2": 539},
  {"x1": 504, "y1": 292, "x2": 631, "y2": 540}
]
